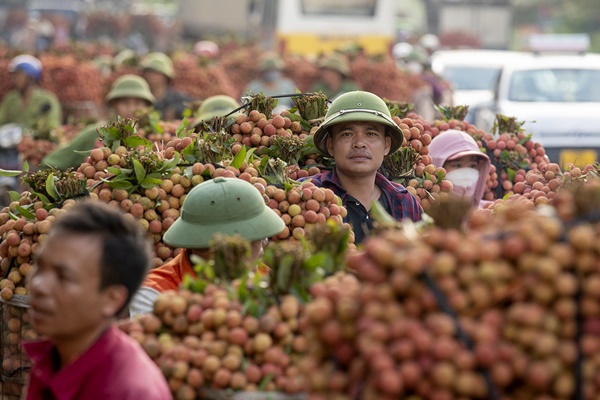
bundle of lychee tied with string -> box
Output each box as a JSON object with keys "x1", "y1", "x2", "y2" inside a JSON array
[
  {"x1": 380, "y1": 100, "x2": 455, "y2": 211},
  {"x1": 0, "y1": 167, "x2": 89, "y2": 301},
  {"x1": 227, "y1": 91, "x2": 331, "y2": 175}
]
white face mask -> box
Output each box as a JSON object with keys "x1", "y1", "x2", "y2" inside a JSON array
[{"x1": 445, "y1": 168, "x2": 480, "y2": 199}]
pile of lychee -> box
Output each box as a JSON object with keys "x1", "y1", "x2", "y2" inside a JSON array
[
  {"x1": 120, "y1": 286, "x2": 308, "y2": 399},
  {"x1": 299, "y1": 187, "x2": 600, "y2": 399}
]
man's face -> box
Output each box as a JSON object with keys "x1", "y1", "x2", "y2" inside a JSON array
[
  {"x1": 112, "y1": 97, "x2": 149, "y2": 119},
  {"x1": 321, "y1": 68, "x2": 343, "y2": 89},
  {"x1": 28, "y1": 234, "x2": 112, "y2": 340},
  {"x1": 326, "y1": 120, "x2": 391, "y2": 178},
  {"x1": 12, "y1": 70, "x2": 31, "y2": 91},
  {"x1": 142, "y1": 69, "x2": 168, "y2": 90}
]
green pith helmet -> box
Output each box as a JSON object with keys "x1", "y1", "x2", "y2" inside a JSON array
[
  {"x1": 313, "y1": 91, "x2": 403, "y2": 157},
  {"x1": 193, "y1": 95, "x2": 240, "y2": 127},
  {"x1": 92, "y1": 55, "x2": 114, "y2": 74},
  {"x1": 114, "y1": 48, "x2": 137, "y2": 67},
  {"x1": 259, "y1": 52, "x2": 284, "y2": 72},
  {"x1": 163, "y1": 177, "x2": 285, "y2": 249},
  {"x1": 105, "y1": 74, "x2": 156, "y2": 105},
  {"x1": 140, "y1": 52, "x2": 175, "y2": 79},
  {"x1": 318, "y1": 53, "x2": 351, "y2": 77}
]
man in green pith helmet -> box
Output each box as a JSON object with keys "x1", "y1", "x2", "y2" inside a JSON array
[
  {"x1": 129, "y1": 177, "x2": 285, "y2": 317},
  {"x1": 191, "y1": 94, "x2": 241, "y2": 130},
  {"x1": 309, "y1": 52, "x2": 361, "y2": 101},
  {"x1": 307, "y1": 90, "x2": 423, "y2": 244},
  {"x1": 140, "y1": 52, "x2": 192, "y2": 120},
  {"x1": 41, "y1": 74, "x2": 155, "y2": 171}
]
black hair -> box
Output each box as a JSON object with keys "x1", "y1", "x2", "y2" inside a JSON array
[{"x1": 50, "y1": 201, "x2": 152, "y2": 314}]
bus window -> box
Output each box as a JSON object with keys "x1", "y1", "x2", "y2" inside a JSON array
[{"x1": 301, "y1": 0, "x2": 377, "y2": 17}]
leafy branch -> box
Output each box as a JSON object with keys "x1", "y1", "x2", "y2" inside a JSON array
[
  {"x1": 97, "y1": 116, "x2": 152, "y2": 152},
  {"x1": 104, "y1": 149, "x2": 180, "y2": 192}
]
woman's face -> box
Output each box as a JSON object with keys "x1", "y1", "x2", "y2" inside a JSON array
[{"x1": 444, "y1": 155, "x2": 480, "y2": 172}]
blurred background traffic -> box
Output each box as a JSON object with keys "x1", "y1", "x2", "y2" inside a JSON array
[
  {"x1": 0, "y1": 0, "x2": 598, "y2": 170},
  {"x1": 0, "y1": 0, "x2": 597, "y2": 111},
  {"x1": 1, "y1": 0, "x2": 597, "y2": 54}
]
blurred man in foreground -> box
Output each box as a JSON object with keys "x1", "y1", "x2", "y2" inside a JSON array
[{"x1": 24, "y1": 201, "x2": 171, "y2": 400}]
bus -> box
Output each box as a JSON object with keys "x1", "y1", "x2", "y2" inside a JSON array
[
  {"x1": 177, "y1": 0, "x2": 397, "y2": 56},
  {"x1": 275, "y1": 0, "x2": 397, "y2": 56}
]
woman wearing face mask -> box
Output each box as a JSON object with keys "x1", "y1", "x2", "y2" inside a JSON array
[{"x1": 428, "y1": 129, "x2": 491, "y2": 208}]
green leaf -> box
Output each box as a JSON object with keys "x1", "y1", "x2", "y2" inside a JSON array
[
  {"x1": 162, "y1": 153, "x2": 180, "y2": 170},
  {"x1": 243, "y1": 301, "x2": 260, "y2": 318},
  {"x1": 192, "y1": 278, "x2": 207, "y2": 294},
  {"x1": 283, "y1": 181, "x2": 294, "y2": 192},
  {"x1": 184, "y1": 166, "x2": 193, "y2": 179},
  {"x1": 299, "y1": 120, "x2": 312, "y2": 132},
  {"x1": 176, "y1": 118, "x2": 192, "y2": 138},
  {"x1": 304, "y1": 252, "x2": 329, "y2": 271},
  {"x1": 507, "y1": 168, "x2": 516, "y2": 182},
  {"x1": 518, "y1": 134, "x2": 532, "y2": 145},
  {"x1": 181, "y1": 142, "x2": 196, "y2": 156},
  {"x1": 146, "y1": 172, "x2": 163, "y2": 180},
  {"x1": 73, "y1": 149, "x2": 92, "y2": 156},
  {"x1": 106, "y1": 166, "x2": 122, "y2": 175},
  {"x1": 8, "y1": 191, "x2": 20, "y2": 202},
  {"x1": 252, "y1": 269, "x2": 263, "y2": 287},
  {"x1": 244, "y1": 147, "x2": 256, "y2": 163},
  {"x1": 499, "y1": 150, "x2": 511, "y2": 161},
  {"x1": 15, "y1": 205, "x2": 35, "y2": 220},
  {"x1": 132, "y1": 159, "x2": 146, "y2": 183},
  {"x1": 230, "y1": 146, "x2": 246, "y2": 169},
  {"x1": 111, "y1": 140, "x2": 122, "y2": 152},
  {"x1": 124, "y1": 124, "x2": 135, "y2": 134},
  {"x1": 370, "y1": 200, "x2": 397, "y2": 225},
  {"x1": 123, "y1": 135, "x2": 152, "y2": 150},
  {"x1": 106, "y1": 180, "x2": 134, "y2": 190},
  {"x1": 286, "y1": 112, "x2": 304, "y2": 122},
  {"x1": 276, "y1": 255, "x2": 294, "y2": 292},
  {"x1": 45, "y1": 173, "x2": 58, "y2": 201},
  {"x1": 22, "y1": 160, "x2": 29, "y2": 173},
  {"x1": 140, "y1": 177, "x2": 164, "y2": 189},
  {"x1": 518, "y1": 160, "x2": 529, "y2": 169},
  {"x1": 258, "y1": 374, "x2": 274, "y2": 391},
  {"x1": 290, "y1": 285, "x2": 311, "y2": 303},
  {"x1": 0, "y1": 168, "x2": 22, "y2": 177},
  {"x1": 201, "y1": 167, "x2": 213, "y2": 178},
  {"x1": 107, "y1": 174, "x2": 130, "y2": 182},
  {"x1": 436, "y1": 170, "x2": 445, "y2": 183},
  {"x1": 32, "y1": 191, "x2": 50, "y2": 204}
]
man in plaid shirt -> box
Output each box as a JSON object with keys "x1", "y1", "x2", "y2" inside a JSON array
[{"x1": 310, "y1": 91, "x2": 423, "y2": 244}]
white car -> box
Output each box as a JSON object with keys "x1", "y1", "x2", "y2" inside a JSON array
[
  {"x1": 473, "y1": 52, "x2": 600, "y2": 167},
  {"x1": 431, "y1": 49, "x2": 526, "y2": 121}
]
